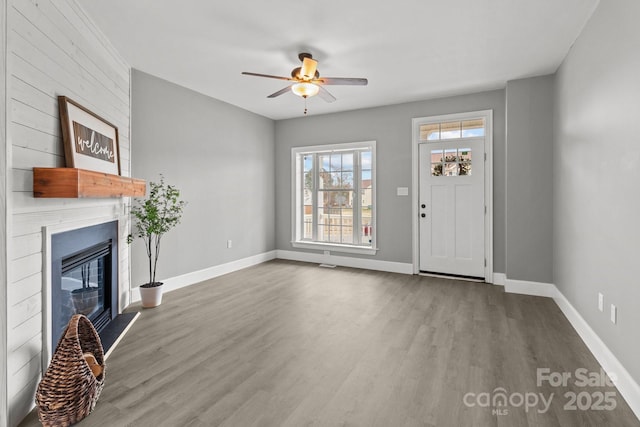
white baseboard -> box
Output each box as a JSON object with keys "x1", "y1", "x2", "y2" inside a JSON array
[
  {"x1": 552, "y1": 290, "x2": 640, "y2": 421},
  {"x1": 504, "y1": 278, "x2": 640, "y2": 421},
  {"x1": 276, "y1": 249, "x2": 413, "y2": 275},
  {"x1": 492, "y1": 272, "x2": 506, "y2": 286},
  {"x1": 130, "y1": 250, "x2": 277, "y2": 302},
  {"x1": 504, "y1": 278, "x2": 557, "y2": 298}
]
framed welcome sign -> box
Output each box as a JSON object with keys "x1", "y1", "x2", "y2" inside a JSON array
[{"x1": 58, "y1": 96, "x2": 121, "y2": 175}]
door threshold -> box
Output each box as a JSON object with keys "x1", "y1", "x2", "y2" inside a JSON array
[{"x1": 419, "y1": 271, "x2": 485, "y2": 283}]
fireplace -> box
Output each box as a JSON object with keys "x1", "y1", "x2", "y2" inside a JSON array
[{"x1": 50, "y1": 221, "x2": 118, "y2": 352}]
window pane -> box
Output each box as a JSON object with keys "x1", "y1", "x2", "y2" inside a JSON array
[
  {"x1": 303, "y1": 203, "x2": 313, "y2": 239},
  {"x1": 342, "y1": 172, "x2": 354, "y2": 189},
  {"x1": 459, "y1": 163, "x2": 472, "y2": 176},
  {"x1": 440, "y1": 121, "x2": 461, "y2": 139},
  {"x1": 319, "y1": 172, "x2": 331, "y2": 189},
  {"x1": 444, "y1": 162, "x2": 458, "y2": 176},
  {"x1": 329, "y1": 227, "x2": 341, "y2": 243},
  {"x1": 431, "y1": 163, "x2": 443, "y2": 176},
  {"x1": 330, "y1": 154, "x2": 341, "y2": 171},
  {"x1": 362, "y1": 170, "x2": 372, "y2": 184},
  {"x1": 342, "y1": 226, "x2": 353, "y2": 244},
  {"x1": 462, "y1": 119, "x2": 485, "y2": 137},
  {"x1": 361, "y1": 222, "x2": 373, "y2": 245},
  {"x1": 304, "y1": 171, "x2": 313, "y2": 190},
  {"x1": 444, "y1": 148, "x2": 457, "y2": 162},
  {"x1": 342, "y1": 153, "x2": 354, "y2": 171},
  {"x1": 459, "y1": 148, "x2": 472, "y2": 162},
  {"x1": 317, "y1": 224, "x2": 327, "y2": 241},
  {"x1": 335, "y1": 191, "x2": 350, "y2": 207},
  {"x1": 303, "y1": 154, "x2": 313, "y2": 172},
  {"x1": 431, "y1": 149, "x2": 443, "y2": 163},
  {"x1": 319, "y1": 154, "x2": 331, "y2": 172},
  {"x1": 331, "y1": 172, "x2": 341, "y2": 188},
  {"x1": 420, "y1": 123, "x2": 440, "y2": 141},
  {"x1": 361, "y1": 151, "x2": 372, "y2": 169},
  {"x1": 361, "y1": 188, "x2": 372, "y2": 209}
]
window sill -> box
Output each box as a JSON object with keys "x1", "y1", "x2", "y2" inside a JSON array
[{"x1": 291, "y1": 241, "x2": 378, "y2": 256}]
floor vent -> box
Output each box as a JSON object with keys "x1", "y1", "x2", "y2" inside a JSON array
[{"x1": 319, "y1": 263, "x2": 337, "y2": 268}]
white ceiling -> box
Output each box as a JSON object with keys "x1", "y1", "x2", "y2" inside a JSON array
[{"x1": 81, "y1": 0, "x2": 598, "y2": 120}]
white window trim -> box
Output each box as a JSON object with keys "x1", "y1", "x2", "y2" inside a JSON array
[{"x1": 291, "y1": 141, "x2": 378, "y2": 256}]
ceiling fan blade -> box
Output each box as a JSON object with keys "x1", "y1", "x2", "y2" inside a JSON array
[
  {"x1": 242, "y1": 72, "x2": 294, "y2": 81},
  {"x1": 300, "y1": 57, "x2": 318, "y2": 80},
  {"x1": 315, "y1": 77, "x2": 368, "y2": 86},
  {"x1": 318, "y1": 86, "x2": 336, "y2": 103},
  {"x1": 267, "y1": 85, "x2": 293, "y2": 98}
]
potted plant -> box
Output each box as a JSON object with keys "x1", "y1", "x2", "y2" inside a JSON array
[{"x1": 128, "y1": 175, "x2": 186, "y2": 308}]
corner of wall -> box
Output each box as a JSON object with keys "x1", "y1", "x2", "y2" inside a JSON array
[{"x1": 1, "y1": 0, "x2": 9, "y2": 424}]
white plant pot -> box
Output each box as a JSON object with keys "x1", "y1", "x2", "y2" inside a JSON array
[{"x1": 139, "y1": 283, "x2": 164, "y2": 308}]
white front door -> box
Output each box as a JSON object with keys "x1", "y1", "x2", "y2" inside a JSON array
[{"x1": 419, "y1": 139, "x2": 484, "y2": 277}]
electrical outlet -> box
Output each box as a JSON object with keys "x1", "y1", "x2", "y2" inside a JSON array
[
  {"x1": 598, "y1": 293, "x2": 604, "y2": 312},
  {"x1": 227, "y1": 240, "x2": 232, "y2": 249},
  {"x1": 610, "y1": 304, "x2": 617, "y2": 324}
]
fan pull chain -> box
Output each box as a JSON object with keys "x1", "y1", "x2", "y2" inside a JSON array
[{"x1": 304, "y1": 96, "x2": 308, "y2": 115}]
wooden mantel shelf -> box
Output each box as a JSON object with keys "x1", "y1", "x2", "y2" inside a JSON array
[{"x1": 33, "y1": 168, "x2": 146, "y2": 198}]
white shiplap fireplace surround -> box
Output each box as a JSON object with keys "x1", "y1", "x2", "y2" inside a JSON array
[{"x1": 4, "y1": 0, "x2": 133, "y2": 425}]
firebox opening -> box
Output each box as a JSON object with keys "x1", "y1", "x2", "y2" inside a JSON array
[{"x1": 50, "y1": 221, "x2": 119, "y2": 353}]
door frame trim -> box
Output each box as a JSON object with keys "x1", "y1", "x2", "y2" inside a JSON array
[{"x1": 411, "y1": 110, "x2": 494, "y2": 282}]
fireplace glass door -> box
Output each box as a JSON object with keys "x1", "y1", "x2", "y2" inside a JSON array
[{"x1": 57, "y1": 242, "x2": 111, "y2": 341}]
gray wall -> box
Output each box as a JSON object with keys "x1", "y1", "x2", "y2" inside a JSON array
[
  {"x1": 554, "y1": 0, "x2": 640, "y2": 384},
  {"x1": 275, "y1": 90, "x2": 506, "y2": 271},
  {"x1": 131, "y1": 70, "x2": 275, "y2": 286},
  {"x1": 506, "y1": 76, "x2": 554, "y2": 283}
]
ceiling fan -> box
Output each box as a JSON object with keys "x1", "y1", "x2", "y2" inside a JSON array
[{"x1": 242, "y1": 53, "x2": 368, "y2": 114}]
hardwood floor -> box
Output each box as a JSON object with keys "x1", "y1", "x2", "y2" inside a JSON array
[{"x1": 20, "y1": 260, "x2": 639, "y2": 426}]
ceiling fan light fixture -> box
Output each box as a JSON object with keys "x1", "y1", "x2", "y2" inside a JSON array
[{"x1": 292, "y1": 82, "x2": 320, "y2": 98}]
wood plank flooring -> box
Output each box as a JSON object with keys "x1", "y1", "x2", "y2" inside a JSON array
[{"x1": 20, "y1": 260, "x2": 640, "y2": 426}]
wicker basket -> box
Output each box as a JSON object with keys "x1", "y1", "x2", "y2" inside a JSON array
[{"x1": 36, "y1": 314, "x2": 106, "y2": 427}]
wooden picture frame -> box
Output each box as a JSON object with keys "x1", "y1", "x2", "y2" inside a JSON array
[{"x1": 58, "y1": 96, "x2": 121, "y2": 176}]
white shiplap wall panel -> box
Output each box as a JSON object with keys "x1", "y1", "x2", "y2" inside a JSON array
[
  {"x1": 11, "y1": 196, "x2": 124, "y2": 217},
  {"x1": 10, "y1": 169, "x2": 31, "y2": 193},
  {"x1": 10, "y1": 3, "x2": 128, "y2": 102},
  {"x1": 9, "y1": 252, "x2": 39, "y2": 283},
  {"x1": 10, "y1": 3, "x2": 129, "y2": 118},
  {"x1": 9, "y1": 0, "x2": 128, "y2": 107},
  {"x1": 7, "y1": 333, "x2": 40, "y2": 383},
  {"x1": 11, "y1": 145, "x2": 63, "y2": 170},
  {"x1": 8, "y1": 293, "x2": 40, "y2": 329},
  {"x1": 10, "y1": 77, "x2": 58, "y2": 119},
  {"x1": 1, "y1": 0, "x2": 9, "y2": 425},
  {"x1": 5, "y1": 0, "x2": 131, "y2": 424},
  {"x1": 9, "y1": 232, "x2": 40, "y2": 261},
  {"x1": 16, "y1": 0, "x2": 129, "y2": 95},
  {"x1": 7, "y1": 273, "x2": 40, "y2": 307},
  {"x1": 11, "y1": 205, "x2": 122, "y2": 236},
  {"x1": 7, "y1": 312, "x2": 40, "y2": 353},
  {"x1": 8, "y1": 353, "x2": 40, "y2": 411},
  {"x1": 11, "y1": 99, "x2": 59, "y2": 137},
  {"x1": 10, "y1": 123, "x2": 61, "y2": 156}
]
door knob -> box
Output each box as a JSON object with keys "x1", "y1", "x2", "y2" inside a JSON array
[
  {"x1": 421, "y1": 213, "x2": 426, "y2": 218},
  {"x1": 421, "y1": 204, "x2": 426, "y2": 208}
]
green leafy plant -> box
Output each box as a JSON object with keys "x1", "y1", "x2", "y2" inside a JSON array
[{"x1": 127, "y1": 175, "x2": 186, "y2": 287}]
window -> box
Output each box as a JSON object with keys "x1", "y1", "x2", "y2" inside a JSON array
[
  {"x1": 430, "y1": 148, "x2": 473, "y2": 176},
  {"x1": 419, "y1": 118, "x2": 485, "y2": 141},
  {"x1": 292, "y1": 141, "x2": 376, "y2": 255}
]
